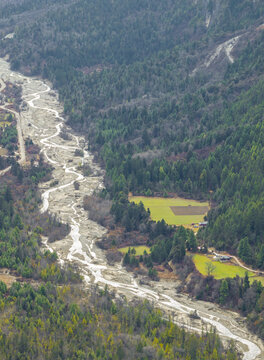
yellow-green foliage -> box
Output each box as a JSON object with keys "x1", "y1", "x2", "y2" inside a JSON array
[
  {"x1": 0, "y1": 121, "x2": 11, "y2": 128},
  {"x1": 0, "y1": 112, "x2": 14, "y2": 126},
  {"x1": 193, "y1": 254, "x2": 255, "y2": 279},
  {"x1": 0, "y1": 282, "x2": 237, "y2": 360},
  {"x1": 252, "y1": 276, "x2": 264, "y2": 285},
  {"x1": 119, "y1": 245, "x2": 150, "y2": 256},
  {"x1": 129, "y1": 196, "x2": 209, "y2": 225}
]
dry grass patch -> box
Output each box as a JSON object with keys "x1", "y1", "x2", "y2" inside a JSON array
[{"x1": 0, "y1": 147, "x2": 8, "y2": 155}]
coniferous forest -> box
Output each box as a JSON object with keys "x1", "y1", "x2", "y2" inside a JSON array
[
  {"x1": 0, "y1": 0, "x2": 264, "y2": 358},
  {"x1": 1, "y1": 0, "x2": 264, "y2": 267}
]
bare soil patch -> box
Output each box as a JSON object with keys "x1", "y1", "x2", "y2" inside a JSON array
[
  {"x1": 0, "y1": 147, "x2": 7, "y2": 155},
  {"x1": 0, "y1": 269, "x2": 18, "y2": 288},
  {"x1": 257, "y1": 24, "x2": 264, "y2": 31},
  {"x1": 170, "y1": 206, "x2": 209, "y2": 216}
]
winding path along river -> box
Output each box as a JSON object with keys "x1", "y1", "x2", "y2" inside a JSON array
[{"x1": 0, "y1": 58, "x2": 263, "y2": 360}]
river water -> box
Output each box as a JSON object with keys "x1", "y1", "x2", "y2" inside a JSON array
[{"x1": 0, "y1": 58, "x2": 263, "y2": 360}]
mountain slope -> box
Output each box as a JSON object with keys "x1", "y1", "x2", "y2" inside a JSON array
[{"x1": 0, "y1": 0, "x2": 264, "y2": 267}]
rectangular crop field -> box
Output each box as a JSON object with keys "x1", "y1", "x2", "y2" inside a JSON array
[
  {"x1": 129, "y1": 196, "x2": 209, "y2": 226},
  {"x1": 170, "y1": 206, "x2": 209, "y2": 215}
]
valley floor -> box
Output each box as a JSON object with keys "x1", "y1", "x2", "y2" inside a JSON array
[{"x1": 0, "y1": 57, "x2": 263, "y2": 360}]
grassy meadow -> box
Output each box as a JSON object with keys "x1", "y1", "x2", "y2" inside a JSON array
[
  {"x1": 193, "y1": 254, "x2": 257, "y2": 280},
  {"x1": 118, "y1": 246, "x2": 150, "y2": 256},
  {"x1": 129, "y1": 196, "x2": 209, "y2": 226}
]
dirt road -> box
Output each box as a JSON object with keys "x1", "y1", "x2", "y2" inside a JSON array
[
  {"x1": 0, "y1": 77, "x2": 26, "y2": 168},
  {"x1": 214, "y1": 252, "x2": 264, "y2": 275},
  {"x1": 0, "y1": 165, "x2": 11, "y2": 176}
]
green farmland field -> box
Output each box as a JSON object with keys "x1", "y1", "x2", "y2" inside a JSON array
[
  {"x1": 129, "y1": 196, "x2": 209, "y2": 226},
  {"x1": 118, "y1": 246, "x2": 150, "y2": 256},
  {"x1": 193, "y1": 254, "x2": 256, "y2": 280}
]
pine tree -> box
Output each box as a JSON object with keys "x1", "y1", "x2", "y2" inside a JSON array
[
  {"x1": 243, "y1": 272, "x2": 250, "y2": 293},
  {"x1": 219, "y1": 279, "x2": 229, "y2": 305}
]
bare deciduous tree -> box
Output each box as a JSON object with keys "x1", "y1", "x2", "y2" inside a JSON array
[{"x1": 206, "y1": 261, "x2": 216, "y2": 276}]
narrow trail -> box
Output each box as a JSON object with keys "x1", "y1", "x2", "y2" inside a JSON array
[
  {"x1": 0, "y1": 78, "x2": 9, "y2": 177},
  {"x1": 205, "y1": 13, "x2": 211, "y2": 28},
  {"x1": 231, "y1": 256, "x2": 264, "y2": 275},
  {"x1": 0, "y1": 104, "x2": 26, "y2": 165},
  {"x1": 214, "y1": 252, "x2": 264, "y2": 275},
  {"x1": 0, "y1": 165, "x2": 11, "y2": 176},
  {"x1": 0, "y1": 58, "x2": 263, "y2": 360}
]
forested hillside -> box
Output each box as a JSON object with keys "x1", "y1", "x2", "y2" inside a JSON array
[
  {"x1": 0, "y1": 0, "x2": 264, "y2": 356},
  {"x1": 0, "y1": 162, "x2": 239, "y2": 360},
  {"x1": 1, "y1": 0, "x2": 264, "y2": 268}
]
